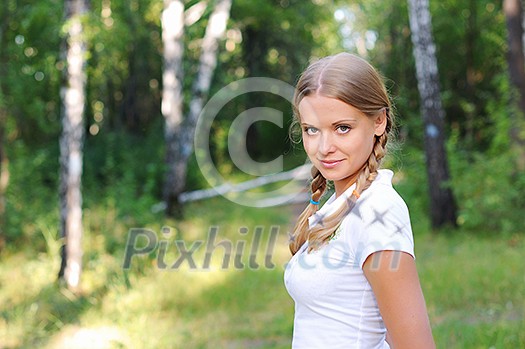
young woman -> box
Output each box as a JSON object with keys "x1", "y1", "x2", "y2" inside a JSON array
[{"x1": 284, "y1": 53, "x2": 435, "y2": 349}]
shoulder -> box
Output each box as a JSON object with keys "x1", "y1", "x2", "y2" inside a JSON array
[
  {"x1": 344, "y1": 170, "x2": 415, "y2": 268},
  {"x1": 356, "y1": 170, "x2": 411, "y2": 225}
]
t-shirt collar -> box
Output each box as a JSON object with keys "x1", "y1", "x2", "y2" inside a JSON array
[{"x1": 308, "y1": 169, "x2": 394, "y2": 228}]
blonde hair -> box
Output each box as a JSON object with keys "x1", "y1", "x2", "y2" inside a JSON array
[{"x1": 289, "y1": 53, "x2": 394, "y2": 255}]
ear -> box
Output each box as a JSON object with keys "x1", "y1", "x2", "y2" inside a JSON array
[{"x1": 374, "y1": 109, "x2": 387, "y2": 136}]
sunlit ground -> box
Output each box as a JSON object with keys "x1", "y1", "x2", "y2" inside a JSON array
[
  {"x1": 1, "y1": 193, "x2": 524, "y2": 348},
  {"x1": 0, "y1": 196, "x2": 295, "y2": 349}
]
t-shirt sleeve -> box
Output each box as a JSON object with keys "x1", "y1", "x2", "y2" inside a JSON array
[{"x1": 355, "y1": 188, "x2": 415, "y2": 269}]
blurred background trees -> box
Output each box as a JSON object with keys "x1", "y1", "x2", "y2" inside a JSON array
[{"x1": 0, "y1": 0, "x2": 523, "y2": 257}]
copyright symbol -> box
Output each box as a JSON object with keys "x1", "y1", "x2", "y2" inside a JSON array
[{"x1": 194, "y1": 77, "x2": 308, "y2": 207}]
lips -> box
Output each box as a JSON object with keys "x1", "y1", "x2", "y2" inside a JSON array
[{"x1": 319, "y1": 159, "x2": 343, "y2": 169}]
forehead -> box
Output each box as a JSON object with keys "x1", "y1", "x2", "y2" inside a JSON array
[{"x1": 298, "y1": 95, "x2": 366, "y2": 123}]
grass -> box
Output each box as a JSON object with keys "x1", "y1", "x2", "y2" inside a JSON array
[
  {"x1": 0, "y1": 196, "x2": 295, "y2": 349},
  {"x1": 0, "y1": 194, "x2": 524, "y2": 348},
  {"x1": 417, "y1": 232, "x2": 525, "y2": 348}
]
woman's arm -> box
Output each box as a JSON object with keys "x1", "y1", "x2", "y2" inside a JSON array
[{"x1": 363, "y1": 251, "x2": 435, "y2": 349}]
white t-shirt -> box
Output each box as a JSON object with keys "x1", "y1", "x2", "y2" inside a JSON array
[{"x1": 284, "y1": 169, "x2": 415, "y2": 349}]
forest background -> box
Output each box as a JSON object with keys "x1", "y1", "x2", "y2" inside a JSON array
[{"x1": 0, "y1": 0, "x2": 524, "y2": 348}]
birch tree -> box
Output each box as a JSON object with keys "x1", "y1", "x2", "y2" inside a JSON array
[
  {"x1": 58, "y1": 0, "x2": 89, "y2": 291},
  {"x1": 407, "y1": 0, "x2": 457, "y2": 228},
  {"x1": 161, "y1": 0, "x2": 185, "y2": 217},
  {"x1": 504, "y1": 0, "x2": 525, "y2": 169},
  {"x1": 162, "y1": 0, "x2": 232, "y2": 217}
]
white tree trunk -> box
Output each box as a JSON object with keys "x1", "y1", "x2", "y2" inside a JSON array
[
  {"x1": 58, "y1": 0, "x2": 88, "y2": 291},
  {"x1": 161, "y1": 0, "x2": 185, "y2": 213},
  {"x1": 185, "y1": 0, "x2": 232, "y2": 136},
  {"x1": 407, "y1": 0, "x2": 457, "y2": 228},
  {"x1": 163, "y1": 0, "x2": 232, "y2": 216}
]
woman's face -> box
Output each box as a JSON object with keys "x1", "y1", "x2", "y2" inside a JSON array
[{"x1": 298, "y1": 94, "x2": 386, "y2": 196}]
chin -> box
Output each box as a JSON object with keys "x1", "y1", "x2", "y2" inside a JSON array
[{"x1": 318, "y1": 170, "x2": 344, "y2": 182}]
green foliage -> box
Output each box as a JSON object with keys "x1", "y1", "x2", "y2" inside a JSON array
[
  {"x1": 85, "y1": 0, "x2": 162, "y2": 134},
  {"x1": 1, "y1": 0, "x2": 63, "y2": 143},
  {"x1": 432, "y1": 0, "x2": 506, "y2": 152},
  {"x1": 448, "y1": 148, "x2": 525, "y2": 235},
  {"x1": 4, "y1": 140, "x2": 59, "y2": 245},
  {"x1": 83, "y1": 126, "x2": 166, "y2": 204},
  {"x1": 446, "y1": 69, "x2": 525, "y2": 235}
]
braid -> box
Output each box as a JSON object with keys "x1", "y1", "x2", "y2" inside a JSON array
[
  {"x1": 355, "y1": 133, "x2": 387, "y2": 195},
  {"x1": 310, "y1": 167, "x2": 327, "y2": 202},
  {"x1": 289, "y1": 166, "x2": 327, "y2": 254}
]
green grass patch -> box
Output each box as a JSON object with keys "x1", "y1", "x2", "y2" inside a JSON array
[
  {"x1": 417, "y1": 231, "x2": 525, "y2": 348},
  {"x1": 0, "y1": 195, "x2": 523, "y2": 348}
]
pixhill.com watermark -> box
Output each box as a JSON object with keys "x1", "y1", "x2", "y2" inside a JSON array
[
  {"x1": 122, "y1": 224, "x2": 408, "y2": 272},
  {"x1": 122, "y1": 226, "x2": 280, "y2": 270}
]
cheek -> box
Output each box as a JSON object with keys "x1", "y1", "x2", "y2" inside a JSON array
[
  {"x1": 361, "y1": 136, "x2": 376, "y2": 159},
  {"x1": 344, "y1": 134, "x2": 374, "y2": 158},
  {"x1": 302, "y1": 137, "x2": 315, "y2": 155}
]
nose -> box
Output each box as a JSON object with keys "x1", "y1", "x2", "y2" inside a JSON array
[{"x1": 318, "y1": 132, "x2": 335, "y2": 155}]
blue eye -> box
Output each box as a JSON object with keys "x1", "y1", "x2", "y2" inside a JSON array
[
  {"x1": 303, "y1": 126, "x2": 318, "y2": 135},
  {"x1": 336, "y1": 125, "x2": 351, "y2": 134}
]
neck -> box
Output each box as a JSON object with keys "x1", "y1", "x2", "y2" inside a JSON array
[
  {"x1": 334, "y1": 161, "x2": 371, "y2": 197},
  {"x1": 334, "y1": 173, "x2": 359, "y2": 197}
]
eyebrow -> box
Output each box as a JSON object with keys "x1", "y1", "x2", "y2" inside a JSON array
[
  {"x1": 300, "y1": 119, "x2": 358, "y2": 126},
  {"x1": 331, "y1": 119, "x2": 357, "y2": 125}
]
